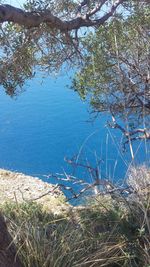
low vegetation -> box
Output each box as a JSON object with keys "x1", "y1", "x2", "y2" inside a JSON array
[{"x1": 0, "y1": 166, "x2": 150, "y2": 267}]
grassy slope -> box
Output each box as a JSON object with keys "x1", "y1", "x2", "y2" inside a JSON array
[{"x1": 0, "y1": 166, "x2": 149, "y2": 267}]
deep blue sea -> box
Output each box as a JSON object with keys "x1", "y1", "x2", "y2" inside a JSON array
[{"x1": 0, "y1": 73, "x2": 149, "y2": 191}]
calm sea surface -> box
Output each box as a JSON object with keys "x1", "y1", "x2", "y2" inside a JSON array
[{"x1": 0, "y1": 74, "x2": 148, "y2": 188}]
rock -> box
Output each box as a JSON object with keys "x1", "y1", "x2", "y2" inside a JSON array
[{"x1": 0, "y1": 169, "x2": 70, "y2": 214}]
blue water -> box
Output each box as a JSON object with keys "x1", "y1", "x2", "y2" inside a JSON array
[{"x1": 0, "y1": 74, "x2": 149, "y2": 190}]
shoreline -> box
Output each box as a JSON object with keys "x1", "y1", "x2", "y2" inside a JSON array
[{"x1": 0, "y1": 169, "x2": 70, "y2": 214}]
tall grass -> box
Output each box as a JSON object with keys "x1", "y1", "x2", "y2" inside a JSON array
[{"x1": 1, "y1": 166, "x2": 150, "y2": 267}]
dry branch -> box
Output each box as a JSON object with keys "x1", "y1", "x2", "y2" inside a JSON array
[{"x1": 110, "y1": 115, "x2": 150, "y2": 145}]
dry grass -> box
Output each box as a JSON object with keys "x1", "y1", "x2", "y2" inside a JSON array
[{"x1": 0, "y1": 165, "x2": 149, "y2": 267}]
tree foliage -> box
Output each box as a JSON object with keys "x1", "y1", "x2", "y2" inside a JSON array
[
  {"x1": 73, "y1": 3, "x2": 150, "y2": 144},
  {"x1": 0, "y1": 1, "x2": 149, "y2": 142},
  {"x1": 0, "y1": 0, "x2": 136, "y2": 95}
]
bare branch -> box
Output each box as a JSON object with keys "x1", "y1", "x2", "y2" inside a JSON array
[
  {"x1": 77, "y1": 0, "x2": 89, "y2": 15},
  {"x1": 87, "y1": 0, "x2": 107, "y2": 18},
  {"x1": 110, "y1": 115, "x2": 128, "y2": 136},
  {"x1": 91, "y1": 0, "x2": 125, "y2": 27},
  {"x1": 124, "y1": 132, "x2": 150, "y2": 145},
  {"x1": 110, "y1": 115, "x2": 150, "y2": 146}
]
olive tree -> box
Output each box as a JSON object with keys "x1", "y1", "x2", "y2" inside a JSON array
[
  {"x1": 0, "y1": 0, "x2": 134, "y2": 95},
  {"x1": 73, "y1": 3, "x2": 150, "y2": 155}
]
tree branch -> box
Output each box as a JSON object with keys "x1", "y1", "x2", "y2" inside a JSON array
[
  {"x1": 91, "y1": 0, "x2": 125, "y2": 27},
  {"x1": 110, "y1": 115, "x2": 150, "y2": 146},
  {"x1": 0, "y1": 1, "x2": 125, "y2": 31},
  {"x1": 77, "y1": 0, "x2": 89, "y2": 15},
  {"x1": 87, "y1": 0, "x2": 107, "y2": 18},
  {"x1": 0, "y1": 4, "x2": 67, "y2": 29}
]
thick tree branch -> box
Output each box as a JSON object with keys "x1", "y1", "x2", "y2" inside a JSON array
[
  {"x1": 0, "y1": 1, "x2": 125, "y2": 31},
  {"x1": 0, "y1": 4, "x2": 67, "y2": 29}
]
